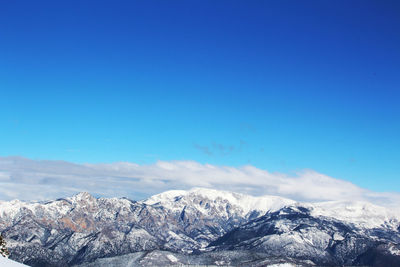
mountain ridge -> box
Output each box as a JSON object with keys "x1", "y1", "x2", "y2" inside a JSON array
[{"x1": 1, "y1": 188, "x2": 400, "y2": 266}]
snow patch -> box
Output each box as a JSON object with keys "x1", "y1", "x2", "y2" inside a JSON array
[
  {"x1": 166, "y1": 254, "x2": 179, "y2": 263},
  {"x1": 267, "y1": 264, "x2": 296, "y2": 267},
  {"x1": 333, "y1": 233, "x2": 345, "y2": 241},
  {"x1": 389, "y1": 246, "x2": 400, "y2": 256},
  {"x1": 0, "y1": 256, "x2": 29, "y2": 267}
]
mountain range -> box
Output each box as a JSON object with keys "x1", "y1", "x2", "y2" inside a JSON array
[{"x1": 1, "y1": 188, "x2": 400, "y2": 266}]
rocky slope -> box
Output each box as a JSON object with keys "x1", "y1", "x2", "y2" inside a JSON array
[
  {"x1": 208, "y1": 205, "x2": 400, "y2": 266},
  {"x1": 0, "y1": 188, "x2": 399, "y2": 266}
]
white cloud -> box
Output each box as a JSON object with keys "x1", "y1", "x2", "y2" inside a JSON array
[{"x1": 0, "y1": 156, "x2": 399, "y2": 209}]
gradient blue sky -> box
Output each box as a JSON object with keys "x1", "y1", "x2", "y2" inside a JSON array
[{"x1": 1, "y1": 1, "x2": 399, "y2": 193}]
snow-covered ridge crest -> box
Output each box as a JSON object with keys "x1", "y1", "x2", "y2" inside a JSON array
[
  {"x1": 302, "y1": 200, "x2": 400, "y2": 229},
  {"x1": 143, "y1": 187, "x2": 400, "y2": 229},
  {"x1": 143, "y1": 187, "x2": 296, "y2": 215},
  {"x1": 1, "y1": 187, "x2": 399, "y2": 230}
]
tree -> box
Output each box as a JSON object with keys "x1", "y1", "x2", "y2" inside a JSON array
[{"x1": 0, "y1": 235, "x2": 10, "y2": 258}]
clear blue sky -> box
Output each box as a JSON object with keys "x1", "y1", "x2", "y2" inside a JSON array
[{"x1": 1, "y1": 0, "x2": 399, "y2": 192}]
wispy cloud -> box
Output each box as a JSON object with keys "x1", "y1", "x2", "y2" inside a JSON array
[
  {"x1": 211, "y1": 142, "x2": 235, "y2": 155},
  {"x1": 0, "y1": 156, "x2": 399, "y2": 209},
  {"x1": 194, "y1": 144, "x2": 214, "y2": 156},
  {"x1": 194, "y1": 140, "x2": 247, "y2": 156}
]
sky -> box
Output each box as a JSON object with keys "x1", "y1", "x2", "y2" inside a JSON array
[{"x1": 0, "y1": 1, "x2": 399, "y2": 201}]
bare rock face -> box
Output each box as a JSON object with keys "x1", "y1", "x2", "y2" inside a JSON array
[{"x1": 1, "y1": 188, "x2": 400, "y2": 266}]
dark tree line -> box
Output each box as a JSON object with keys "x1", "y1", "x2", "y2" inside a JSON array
[{"x1": 0, "y1": 234, "x2": 9, "y2": 258}]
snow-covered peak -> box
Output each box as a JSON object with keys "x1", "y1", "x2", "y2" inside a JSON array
[
  {"x1": 144, "y1": 190, "x2": 187, "y2": 205},
  {"x1": 69, "y1": 192, "x2": 96, "y2": 202},
  {"x1": 0, "y1": 199, "x2": 26, "y2": 218},
  {"x1": 143, "y1": 187, "x2": 296, "y2": 215}
]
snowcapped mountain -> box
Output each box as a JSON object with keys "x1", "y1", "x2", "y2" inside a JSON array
[
  {"x1": 142, "y1": 188, "x2": 295, "y2": 249},
  {"x1": 208, "y1": 205, "x2": 400, "y2": 266},
  {"x1": 0, "y1": 188, "x2": 399, "y2": 266},
  {"x1": 144, "y1": 187, "x2": 295, "y2": 215}
]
